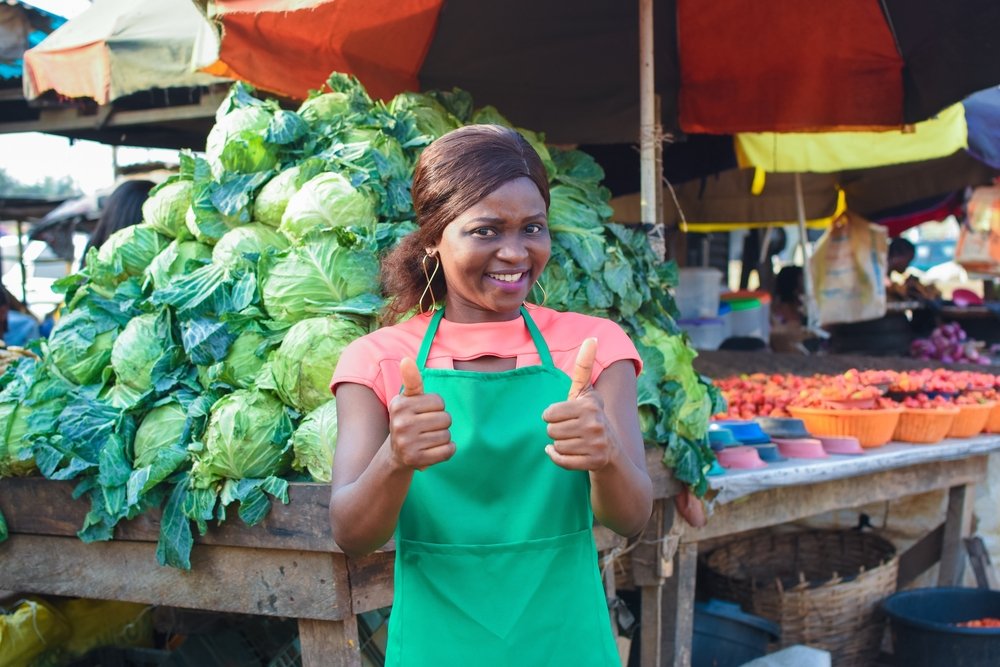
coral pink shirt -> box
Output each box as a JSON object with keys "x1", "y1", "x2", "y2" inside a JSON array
[{"x1": 331, "y1": 306, "x2": 642, "y2": 407}]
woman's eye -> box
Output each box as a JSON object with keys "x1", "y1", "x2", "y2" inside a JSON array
[
  {"x1": 526, "y1": 223, "x2": 546, "y2": 234},
  {"x1": 473, "y1": 227, "x2": 497, "y2": 237}
]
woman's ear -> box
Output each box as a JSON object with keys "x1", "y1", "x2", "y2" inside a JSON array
[{"x1": 424, "y1": 246, "x2": 438, "y2": 258}]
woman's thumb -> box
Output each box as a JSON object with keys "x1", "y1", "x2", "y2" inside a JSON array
[{"x1": 400, "y1": 357, "x2": 424, "y2": 396}]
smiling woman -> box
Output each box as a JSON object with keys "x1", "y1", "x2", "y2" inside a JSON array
[{"x1": 329, "y1": 124, "x2": 652, "y2": 666}]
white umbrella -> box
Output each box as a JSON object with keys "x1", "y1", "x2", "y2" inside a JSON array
[{"x1": 22, "y1": 0, "x2": 228, "y2": 104}]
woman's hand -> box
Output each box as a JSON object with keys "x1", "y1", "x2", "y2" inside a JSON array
[
  {"x1": 388, "y1": 358, "x2": 455, "y2": 471},
  {"x1": 543, "y1": 339, "x2": 620, "y2": 471}
]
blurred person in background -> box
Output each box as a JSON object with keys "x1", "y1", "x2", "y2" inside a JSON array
[
  {"x1": 0, "y1": 286, "x2": 40, "y2": 347},
  {"x1": 79, "y1": 179, "x2": 155, "y2": 268},
  {"x1": 887, "y1": 237, "x2": 916, "y2": 277}
]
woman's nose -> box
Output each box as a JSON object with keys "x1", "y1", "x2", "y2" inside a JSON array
[{"x1": 496, "y1": 237, "x2": 528, "y2": 262}]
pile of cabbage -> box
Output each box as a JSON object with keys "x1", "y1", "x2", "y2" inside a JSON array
[{"x1": 0, "y1": 75, "x2": 721, "y2": 567}]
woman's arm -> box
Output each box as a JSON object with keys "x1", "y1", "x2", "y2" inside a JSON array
[
  {"x1": 543, "y1": 358, "x2": 653, "y2": 537},
  {"x1": 330, "y1": 364, "x2": 455, "y2": 557},
  {"x1": 587, "y1": 360, "x2": 653, "y2": 536}
]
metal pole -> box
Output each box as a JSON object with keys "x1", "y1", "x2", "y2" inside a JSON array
[
  {"x1": 16, "y1": 219, "x2": 27, "y2": 307},
  {"x1": 639, "y1": 0, "x2": 658, "y2": 244}
]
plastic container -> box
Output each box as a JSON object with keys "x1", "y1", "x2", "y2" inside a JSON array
[
  {"x1": 755, "y1": 416, "x2": 811, "y2": 439},
  {"x1": 692, "y1": 599, "x2": 780, "y2": 667},
  {"x1": 677, "y1": 267, "x2": 723, "y2": 319},
  {"x1": 817, "y1": 435, "x2": 865, "y2": 455},
  {"x1": 717, "y1": 301, "x2": 733, "y2": 341},
  {"x1": 717, "y1": 445, "x2": 767, "y2": 469},
  {"x1": 678, "y1": 317, "x2": 726, "y2": 350},
  {"x1": 722, "y1": 291, "x2": 771, "y2": 341},
  {"x1": 713, "y1": 420, "x2": 770, "y2": 445},
  {"x1": 773, "y1": 437, "x2": 829, "y2": 459},
  {"x1": 787, "y1": 406, "x2": 903, "y2": 448},
  {"x1": 947, "y1": 401, "x2": 996, "y2": 438},
  {"x1": 708, "y1": 424, "x2": 740, "y2": 450},
  {"x1": 894, "y1": 407, "x2": 960, "y2": 444},
  {"x1": 752, "y1": 443, "x2": 787, "y2": 463},
  {"x1": 883, "y1": 587, "x2": 1000, "y2": 667}
]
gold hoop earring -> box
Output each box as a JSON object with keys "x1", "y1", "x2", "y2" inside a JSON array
[
  {"x1": 419, "y1": 252, "x2": 441, "y2": 314},
  {"x1": 530, "y1": 279, "x2": 547, "y2": 307}
]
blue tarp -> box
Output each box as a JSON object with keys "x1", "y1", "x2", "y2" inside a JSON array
[{"x1": 0, "y1": 2, "x2": 65, "y2": 80}]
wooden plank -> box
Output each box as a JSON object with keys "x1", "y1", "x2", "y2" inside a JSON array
[
  {"x1": 0, "y1": 535, "x2": 351, "y2": 620},
  {"x1": 965, "y1": 536, "x2": 1000, "y2": 590},
  {"x1": 662, "y1": 543, "x2": 698, "y2": 667},
  {"x1": 0, "y1": 478, "x2": 343, "y2": 553},
  {"x1": 631, "y1": 501, "x2": 667, "y2": 587},
  {"x1": 897, "y1": 523, "x2": 945, "y2": 589},
  {"x1": 645, "y1": 447, "x2": 684, "y2": 499},
  {"x1": 299, "y1": 617, "x2": 362, "y2": 667},
  {"x1": 686, "y1": 456, "x2": 985, "y2": 542},
  {"x1": 938, "y1": 483, "x2": 975, "y2": 586},
  {"x1": 348, "y1": 552, "x2": 395, "y2": 614}
]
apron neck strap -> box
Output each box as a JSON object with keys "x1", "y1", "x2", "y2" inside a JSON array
[{"x1": 414, "y1": 306, "x2": 555, "y2": 370}]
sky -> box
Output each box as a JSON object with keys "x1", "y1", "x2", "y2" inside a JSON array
[{"x1": 0, "y1": 1, "x2": 183, "y2": 195}]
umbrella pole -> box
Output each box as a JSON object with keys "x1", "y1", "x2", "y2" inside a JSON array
[
  {"x1": 794, "y1": 173, "x2": 819, "y2": 334},
  {"x1": 638, "y1": 0, "x2": 662, "y2": 256}
]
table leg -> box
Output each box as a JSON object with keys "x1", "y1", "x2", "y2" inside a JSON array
[
  {"x1": 662, "y1": 543, "x2": 698, "y2": 667},
  {"x1": 640, "y1": 584, "x2": 663, "y2": 667},
  {"x1": 298, "y1": 616, "x2": 362, "y2": 667},
  {"x1": 938, "y1": 483, "x2": 975, "y2": 586}
]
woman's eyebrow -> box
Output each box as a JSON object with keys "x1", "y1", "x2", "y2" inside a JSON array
[{"x1": 466, "y1": 213, "x2": 547, "y2": 224}]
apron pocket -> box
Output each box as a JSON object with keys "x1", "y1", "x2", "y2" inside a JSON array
[{"x1": 395, "y1": 528, "x2": 616, "y2": 666}]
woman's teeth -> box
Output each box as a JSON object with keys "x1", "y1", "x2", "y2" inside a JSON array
[{"x1": 487, "y1": 272, "x2": 523, "y2": 283}]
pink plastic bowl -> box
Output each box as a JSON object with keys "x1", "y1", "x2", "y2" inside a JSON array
[
  {"x1": 716, "y1": 445, "x2": 767, "y2": 469},
  {"x1": 773, "y1": 437, "x2": 829, "y2": 459},
  {"x1": 816, "y1": 435, "x2": 865, "y2": 455}
]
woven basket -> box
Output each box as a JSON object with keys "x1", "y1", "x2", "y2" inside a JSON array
[
  {"x1": 893, "y1": 407, "x2": 959, "y2": 444},
  {"x1": 987, "y1": 402, "x2": 1000, "y2": 434},
  {"x1": 787, "y1": 406, "x2": 901, "y2": 448},
  {"x1": 947, "y1": 401, "x2": 996, "y2": 438},
  {"x1": 701, "y1": 530, "x2": 898, "y2": 667}
]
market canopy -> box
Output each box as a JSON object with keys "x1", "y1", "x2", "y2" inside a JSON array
[
  {"x1": 195, "y1": 0, "x2": 1000, "y2": 143},
  {"x1": 22, "y1": 0, "x2": 229, "y2": 104},
  {"x1": 0, "y1": 1, "x2": 64, "y2": 81}
]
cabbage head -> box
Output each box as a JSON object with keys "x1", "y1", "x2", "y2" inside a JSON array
[
  {"x1": 110, "y1": 312, "x2": 182, "y2": 391},
  {"x1": 190, "y1": 389, "x2": 293, "y2": 488},
  {"x1": 134, "y1": 401, "x2": 188, "y2": 469},
  {"x1": 254, "y1": 166, "x2": 305, "y2": 227},
  {"x1": 278, "y1": 172, "x2": 377, "y2": 242},
  {"x1": 270, "y1": 316, "x2": 365, "y2": 413},
  {"x1": 290, "y1": 399, "x2": 338, "y2": 483},
  {"x1": 205, "y1": 105, "x2": 277, "y2": 178},
  {"x1": 297, "y1": 92, "x2": 352, "y2": 125},
  {"x1": 199, "y1": 328, "x2": 270, "y2": 390},
  {"x1": 142, "y1": 181, "x2": 193, "y2": 238},
  {"x1": 185, "y1": 205, "x2": 245, "y2": 246},
  {"x1": 212, "y1": 223, "x2": 288, "y2": 269},
  {"x1": 147, "y1": 240, "x2": 213, "y2": 291},
  {"x1": 48, "y1": 308, "x2": 118, "y2": 386},
  {"x1": 91, "y1": 224, "x2": 171, "y2": 285},
  {"x1": 388, "y1": 92, "x2": 461, "y2": 140},
  {"x1": 260, "y1": 235, "x2": 380, "y2": 323},
  {"x1": 0, "y1": 371, "x2": 68, "y2": 477}
]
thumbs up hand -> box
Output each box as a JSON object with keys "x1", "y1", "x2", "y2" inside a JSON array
[
  {"x1": 543, "y1": 338, "x2": 617, "y2": 471},
  {"x1": 388, "y1": 358, "x2": 455, "y2": 471}
]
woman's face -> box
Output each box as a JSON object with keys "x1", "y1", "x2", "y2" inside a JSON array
[{"x1": 430, "y1": 177, "x2": 550, "y2": 323}]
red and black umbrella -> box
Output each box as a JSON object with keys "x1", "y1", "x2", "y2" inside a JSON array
[{"x1": 197, "y1": 0, "x2": 1000, "y2": 143}]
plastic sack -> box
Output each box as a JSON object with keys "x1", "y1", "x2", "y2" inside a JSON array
[
  {"x1": 0, "y1": 598, "x2": 71, "y2": 667},
  {"x1": 29, "y1": 599, "x2": 153, "y2": 665},
  {"x1": 956, "y1": 185, "x2": 1000, "y2": 275},
  {"x1": 810, "y1": 211, "x2": 887, "y2": 326}
]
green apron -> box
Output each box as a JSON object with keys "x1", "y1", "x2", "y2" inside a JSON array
[{"x1": 385, "y1": 307, "x2": 619, "y2": 666}]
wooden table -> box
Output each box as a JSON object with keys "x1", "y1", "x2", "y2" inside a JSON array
[
  {"x1": 0, "y1": 448, "x2": 676, "y2": 666},
  {"x1": 3, "y1": 439, "x2": 997, "y2": 666},
  {"x1": 630, "y1": 435, "x2": 1000, "y2": 667}
]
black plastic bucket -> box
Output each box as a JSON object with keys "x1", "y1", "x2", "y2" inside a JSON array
[
  {"x1": 883, "y1": 587, "x2": 1000, "y2": 666},
  {"x1": 692, "y1": 598, "x2": 780, "y2": 667}
]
